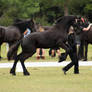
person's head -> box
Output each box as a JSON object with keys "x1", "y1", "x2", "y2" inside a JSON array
[{"x1": 39, "y1": 26, "x2": 44, "y2": 32}]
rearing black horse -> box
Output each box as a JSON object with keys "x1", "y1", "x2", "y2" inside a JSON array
[
  {"x1": 7, "y1": 15, "x2": 79, "y2": 76},
  {"x1": 0, "y1": 19, "x2": 36, "y2": 59}
]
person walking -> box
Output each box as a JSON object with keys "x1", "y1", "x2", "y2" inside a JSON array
[{"x1": 59, "y1": 32, "x2": 79, "y2": 75}]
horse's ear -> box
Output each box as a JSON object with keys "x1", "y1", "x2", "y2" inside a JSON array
[
  {"x1": 29, "y1": 18, "x2": 35, "y2": 25},
  {"x1": 30, "y1": 18, "x2": 35, "y2": 23},
  {"x1": 14, "y1": 18, "x2": 23, "y2": 23}
]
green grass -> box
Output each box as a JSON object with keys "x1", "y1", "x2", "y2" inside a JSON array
[
  {"x1": 0, "y1": 67, "x2": 92, "y2": 92},
  {"x1": 0, "y1": 43, "x2": 92, "y2": 92}
]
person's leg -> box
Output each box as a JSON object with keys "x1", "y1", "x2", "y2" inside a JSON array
[
  {"x1": 62, "y1": 52, "x2": 79, "y2": 74},
  {"x1": 36, "y1": 48, "x2": 40, "y2": 59},
  {"x1": 73, "y1": 53, "x2": 79, "y2": 74},
  {"x1": 62, "y1": 51, "x2": 74, "y2": 71},
  {"x1": 49, "y1": 48, "x2": 52, "y2": 56},
  {"x1": 39, "y1": 48, "x2": 42, "y2": 56},
  {"x1": 51, "y1": 49, "x2": 55, "y2": 57},
  {"x1": 56, "y1": 49, "x2": 61, "y2": 57},
  {"x1": 41, "y1": 49, "x2": 45, "y2": 59}
]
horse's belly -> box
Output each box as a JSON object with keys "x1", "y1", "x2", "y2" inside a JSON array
[{"x1": 37, "y1": 41, "x2": 57, "y2": 48}]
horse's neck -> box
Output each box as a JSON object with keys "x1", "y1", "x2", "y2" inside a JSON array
[
  {"x1": 14, "y1": 25, "x2": 26, "y2": 34},
  {"x1": 58, "y1": 22, "x2": 72, "y2": 33}
]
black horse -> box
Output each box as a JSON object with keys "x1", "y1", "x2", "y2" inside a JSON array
[
  {"x1": 74, "y1": 17, "x2": 92, "y2": 61},
  {"x1": 0, "y1": 19, "x2": 36, "y2": 59},
  {"x1": 7, "y1": 15, "x2": 79, "y2": 76},
  {"x1": 78, "y1": 25, "x2": 92, "y2": 61}
]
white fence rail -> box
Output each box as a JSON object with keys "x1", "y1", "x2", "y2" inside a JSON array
[{"x1": 0, "y1": 61, "x2": 92, "y2": 68}]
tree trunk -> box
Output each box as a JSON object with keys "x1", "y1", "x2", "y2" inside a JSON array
[{"x1": 64, "y1": 0, "x2": 70, "y2": 16}]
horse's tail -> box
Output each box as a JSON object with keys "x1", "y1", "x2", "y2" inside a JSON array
[{"x1": 7, "y1": 40, "x2": 22, "y2": 60}]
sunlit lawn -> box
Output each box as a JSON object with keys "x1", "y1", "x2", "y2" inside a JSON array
[
  {"x1": 0, "y1": 43, "x2": 92, "y2": 92},
  {"x1": 0, "y1": 67, "x2": 92, "y2": 92}
]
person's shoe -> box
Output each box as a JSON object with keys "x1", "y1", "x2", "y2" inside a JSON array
[
  {"x1": 36, "y1": 56, "x2": 40, "y2": 60},
  {"x1": 41, "y1": 56, "x2": 45, "y2": 59},
  {"x1": 62, "y1": 68, "x2": 66, "y2": 75}
]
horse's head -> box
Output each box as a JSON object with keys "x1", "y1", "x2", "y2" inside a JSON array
[
  {"x1": 25, "y1": 19, "x2": 37, "y2": 32},
  {"x1": 13, "y1": 18, "x2": 37, "y2": 33}
]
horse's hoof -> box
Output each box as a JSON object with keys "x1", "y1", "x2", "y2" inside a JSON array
[
  {"x1": 23, "y1": 72, "x2": 30, "y2": 76},
  {"x1": 74, "y1": 72, "x2": 79, "y2": 74},
  {"x1": 0, "y1": 56, "x2": 3, "y2": 60},
  {"x1": 74, "y1": 71, "x2": 79, "y2": 74},
  {"x1": 62, "y1": 68, "x2": 66, "y2": 75},
  {"x1": 83, "y1": 59, "x2": 87, "y2": 61},
  {"x1": 10, "y1": 69, "x2": 16, "y2": 75},
  {"x1": 10, "y1": 71, "x2": 16, "y2": 76}
]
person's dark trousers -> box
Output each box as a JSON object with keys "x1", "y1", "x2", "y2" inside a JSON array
[
  {"x1": 63, "y1": 51, "x2": 79, "y2": 74},
  {"x1": 40, "y1": 48, "x2": 42, "y2": 56}
]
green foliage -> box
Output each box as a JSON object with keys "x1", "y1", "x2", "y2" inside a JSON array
[
  {"x1": 0, "y1": 0, "x2": 92, "y2": 26},
  {"x1": 84, "y1": 3, "x2": 92, "y2": 21},
  {"x1": 0, "y1": 15, "x2": 13, "y2": 26}
]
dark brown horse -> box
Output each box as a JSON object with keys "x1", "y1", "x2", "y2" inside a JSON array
[
  {"x1": 7, "y1": 15, "x2": 79, "y2": 76},
  {"x1": 78, "y1": 25, "x2": 92, "y2": 61},
  {"x1": 0, "y1": 19, "x2": 36, "y2": 59}
]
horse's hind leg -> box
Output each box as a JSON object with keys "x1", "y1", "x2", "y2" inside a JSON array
[
  {"x1": 19, "y1": 50, "x2": 36, "y2": 76},
  {"x1": 0, "y1": 45, "x2": 2, "y2": 60},
  {"x1": 10, "y1": 56, "x2": 19, "y2": 75}
]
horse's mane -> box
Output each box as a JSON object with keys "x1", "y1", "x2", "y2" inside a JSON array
[
  {"x1": 55, "y1": 15, "x2": 76, "y2": 25},
  {"x1": 12, "y1": 19, "x2": 31, "y2": 33},
  {"x1": 13, "y1": 19, "x2": 26, "y2": 26},
  {"x1": 55, "y1": 16, "x2": 65, "y2": 24},
  {"x1": 14, "y1": 19, "x2": 23, "y2": 24}
]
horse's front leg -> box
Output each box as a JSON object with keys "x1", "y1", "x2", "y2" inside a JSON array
[{"x1": 10, "y1": 57, "x2": 19, "y2": 75}]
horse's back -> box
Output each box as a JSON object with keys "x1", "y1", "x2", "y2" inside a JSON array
[
  {"x1": 4, "y1": 26, "x2": 21, "y2": 41},
  {"x1": 21, "y1": 29, "x2": 64, "y2": 49}
]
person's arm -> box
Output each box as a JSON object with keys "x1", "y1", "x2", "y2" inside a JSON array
[
  {"x1": 24, "y1": 30, "x2": 28, "y2": 35},
  {"x1": 83, "y1": 23, "x2": 92, "y2": 31}
]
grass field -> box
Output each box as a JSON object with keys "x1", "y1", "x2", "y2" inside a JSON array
[
  {"x1": 0, "y1": 43, "x2": 92, "y2": 92},
  {"x1": 0, "y1": 67, "x2": 92, "y2": 92}
]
